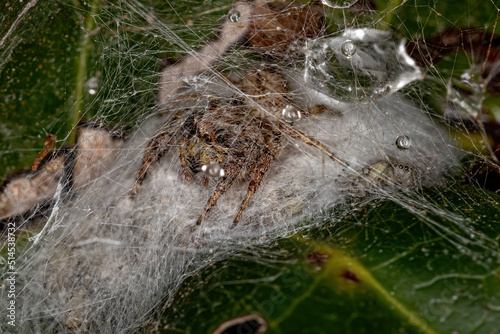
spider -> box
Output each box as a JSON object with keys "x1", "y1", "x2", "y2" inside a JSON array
[
  {"x1": 130, "y1": 66, "x2": 347, "y2": 227},
  {"x1": 363, "y1": 161, "x2": 416, "y2": 186}
]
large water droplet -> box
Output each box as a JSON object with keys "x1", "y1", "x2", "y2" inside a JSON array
[
  {"x1": 282, "y1": 105, "x2": 301, "y2": 123},
  {"x1": 228, "y1": 9, "x2": 241, "y2": 23},
  {"x1": 396, "y1": 135, "x2": 411, "y2": 149},
  {"x1": 341, "y1": 40, "x2": 356, "y2": 57},
  {"x1": 86, "y1": 76, "x2": 99, "y2": 95},
  {"x1": 320, "y1": 0, "x2": 358, "y2": 8},
  {"x1": 304, "y1": 29, "x2": 423, "y2": 101},
  {"x1": 202, "y1": 162, "x2": 225, "y2": 179}
]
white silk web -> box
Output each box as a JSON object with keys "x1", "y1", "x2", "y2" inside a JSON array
[{"x1": 1, "y1": 0, "x2": 499, "y2": 333}]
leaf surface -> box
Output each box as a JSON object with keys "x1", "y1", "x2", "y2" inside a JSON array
[{"x1": 157, "y1": 187, "x2": 500, "y2": 334}]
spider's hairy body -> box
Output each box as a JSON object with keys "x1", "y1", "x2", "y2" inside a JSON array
[{"x1": 131, "y1": 66, "x2": 345, "y2": 227}]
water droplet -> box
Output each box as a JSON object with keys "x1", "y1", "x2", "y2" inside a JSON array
[
  {"x1": 201, "y1": 162, "x2": 225, "y2": 179},
  {"x1": 396, "y1": 135, "x2": 411, "y2": 149},
  {"x1": 86, "y1": 76, "x2": 99, "y2": 95},
  {"x1": 320, "y1": 0, "x2": 358, "y2": 8},
  {"x1": 341, "y1": 40, "x2": 356, "y2": 57},
  {"x1": 228, "y1": 9, "x2": 241, "y2": 23},
  {"x1": 282, "y1": 105, "x2": 301, "y2": 123},
  {"x1": 182, "y1": 76, "x2": 198, "y2": 85},
  {"x1": 460, "y1": 72, "x2": 472, "y2": 81}
]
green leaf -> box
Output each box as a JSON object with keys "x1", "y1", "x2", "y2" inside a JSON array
[
  {"x1": 157, "y1": 187, "x2": 500, "y2": 333},
  {"x1": 2, "y1": 1, "x2": 500, "y2": 333},
  {"x1": 0, "y1": 0, "x2": 235, "y2": 180},
  {"x1": 0, "y1": 1, "x2": 81, "y2": 178}
]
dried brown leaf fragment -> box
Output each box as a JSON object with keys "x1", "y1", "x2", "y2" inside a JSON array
[{"x1": 248, "y1": 0, "x2": 326, "y2": 57}]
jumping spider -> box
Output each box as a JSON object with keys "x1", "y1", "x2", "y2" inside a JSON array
[
  {"x1": 131, "y1": 66, "x2": 346, "y2": 227},
  {"x1": 361, "y1": 161, "x2": 416, "y2": 188}
]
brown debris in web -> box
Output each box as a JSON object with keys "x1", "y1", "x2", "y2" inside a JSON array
[
  {"x1": 32, "y1": 134, "x2": 57, "y2": 171},
  {"x1": 72, "y1": 125, "x2": 123, "y2": 190},
  {"x1": 0, "y1": 156, "x2": 65, "y2": 220},
  {"x1": 247, "y1": 0, "x2": 326, "y2": 58},
  {"x1": 0, "y1": 126, "x2": 123, "y2": 221}
]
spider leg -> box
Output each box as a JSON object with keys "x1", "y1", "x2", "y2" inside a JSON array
[
  {"x1": 178, "y1": 140, "x2": 192, "y2": 182},
  {"x1": 280, "y1": 123, "x2": 347, "y2": 167},
  {"x1": 131, "y1": 110, "x2": 193, "y2": 197},
  {"x1": 304, "y1": 104, "x2": 328, "y2": 116},
  {"x1": 231, "y1": 131, "x2": 282, "y2": 228},
  {"x1": 130, "y1": 131, "x2": 173, "y2": 197},
  {"x1": 196, "y1": 162, "x2": 243, "y2": 225}
]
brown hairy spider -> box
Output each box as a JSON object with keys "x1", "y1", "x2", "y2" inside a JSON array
[{"x1": 130, "y1": 67, "x2": 346, "y2": 227}]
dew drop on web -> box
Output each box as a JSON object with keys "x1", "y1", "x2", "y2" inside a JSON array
[
  {"x1": 202, "y1": 162, "x2": 225, "y2": 179},
  {"x1": 320, "y1": 0, "x2": 358, "y2": 8},
  {"x1": 227, "y1": 9, "x2": 241, "y2": 23},
  {"x1": 341, "y1": 40, "x2": 356, "y2": 57},
  {"x1": 282, "y1": 105, "x2": 301, "y2": 123},
  {"x1": 86, "y1": 76, "x2": 99, "y2": 95},
  {"x1": 396, "y1": 135, "x2": 411, "y2": 149}
]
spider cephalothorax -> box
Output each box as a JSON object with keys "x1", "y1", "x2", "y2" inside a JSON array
[{"x1": 131, "y1": 66, "x2": 346, "y2": 227}]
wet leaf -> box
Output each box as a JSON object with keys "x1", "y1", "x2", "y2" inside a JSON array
[
  {"x1": 156, "y1": 187, "x2": 500, "y2": 334},
  {"x1": 1, "y1": 1, "x2": 500, "y2": 333},
  {"x1": 0, "y1": 0, "x2": 234, "y2": 181},
  {"x1": 0, "y1": 1, "x2": 81, "y2": 178}
]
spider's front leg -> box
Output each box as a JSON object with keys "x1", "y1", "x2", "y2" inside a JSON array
[
  {"x1": 196, "y1": 127, "x2": 264, "y2": 226},
  {"x1": 195, "y1": 162, "x2": 243, "y2": 225},
  {"x1": 231, "y1": 126, "x2": 283, "y2": 228},
  {"x1": 130, "y1": 131, "x2": 173, "y2": 197},
  {"x1": 178, "y1": 140, "x2": 192, "y2": 182},
  {"x1": 280, "y1": 109, "x2": 347, "y2": 167},
  {"x1": 131, "y1": 110, "x2": 194, "y2": 197}
]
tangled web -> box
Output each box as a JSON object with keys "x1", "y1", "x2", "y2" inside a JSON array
[{"x1": 1, "y1": 0, "x2": 500, "y2": 332}]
